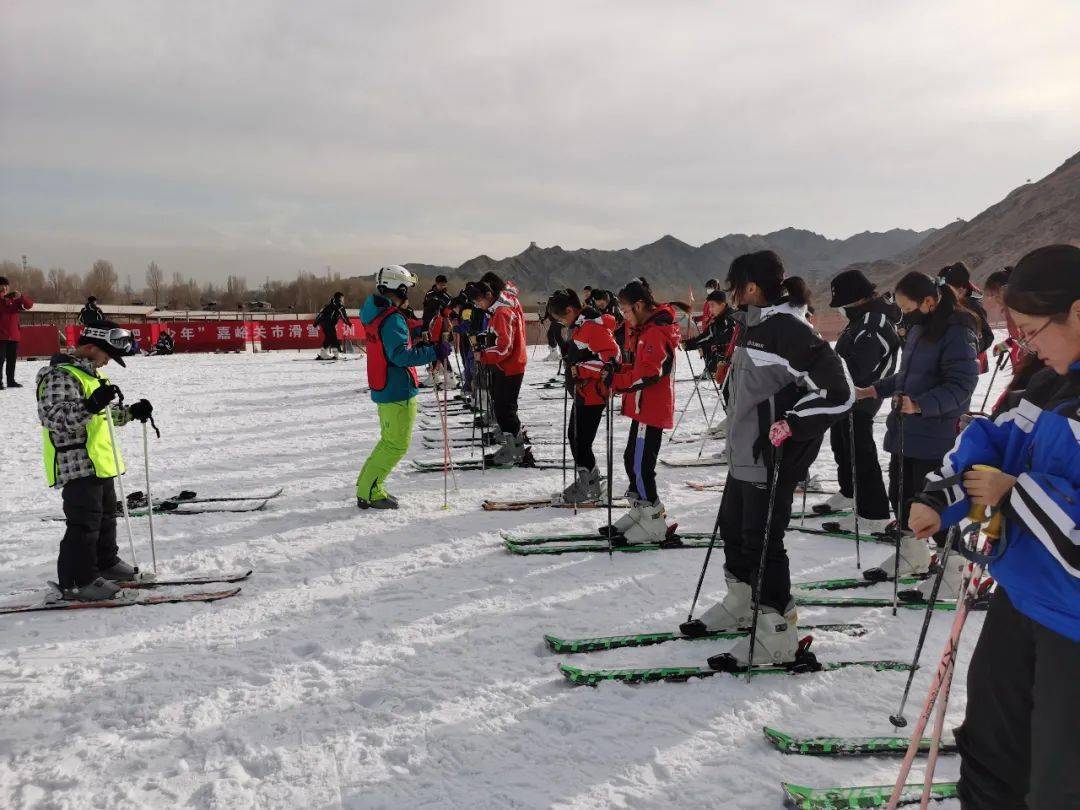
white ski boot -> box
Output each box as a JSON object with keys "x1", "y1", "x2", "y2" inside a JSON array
[
  {"x1": 544, "y1": 346, "x2": 561, "y2": 362},
  {"x1": 317, "y1": 347, "x2": 334, "y2": 360},
  {"x1": 619, "y1": 500, "x2": 668, "y2": 546},
  {"x1": 602, "y1": 499, "x2": 644, "y2": 538},
  {"x1": 681, "y1": 571, "x2": 752, "y2": 636},
  {"x1": 812, "y1": 491, "x2": 853, "y2": 515},
  {"x1": 863, "y1": 533, "x2": 933, "y2": 582},
  {"x1": 708, "y1": 602, "x2": 800, "y2": 671},
  {"x1": 910, "y1": 554, "x2": 967, "y2": 601},
  {"x1": 823, "y1": 515, "x2": 892, "y2": 534},
  {"x1": 707, "y1": 417, "x2": 727, "y2": 438}
]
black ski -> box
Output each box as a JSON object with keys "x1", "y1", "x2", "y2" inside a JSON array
[
  {"x1": 1, "y1": 587, "x2": 241, "y2": 615},
  {"x1": 545, "y1": 623, "x2": 866, "y2": 654}
]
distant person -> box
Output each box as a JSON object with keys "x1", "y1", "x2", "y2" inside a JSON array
[
  {"x1": 78, "y1": 296, "x2": 104, "y2": 326},
  {"x1": 314, "y1": 292, "x2": 351, "y2": 360},
  {"x1": 422, "y1": 274, "x2": 452, "y2": 331},
  {"x1": 148, "y1": 330, "x2": 175, "y2": 356},
  {"x1": 0, "y1": 275, "x2": 34, "y2": 389},
  {"x1": 938, "y1": 262, "x2": 995, "y2": 367}
]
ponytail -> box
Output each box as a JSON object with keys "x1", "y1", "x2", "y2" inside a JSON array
[
  {"x1": 896, "y1": 271, "x2": 976, "y2": 343},
  {"x1": 781, "y1": 276, "x2": 812, "y2": 308}
]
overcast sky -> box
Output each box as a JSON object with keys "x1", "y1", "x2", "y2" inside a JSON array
[{"x1": 1, "y1": 1, "x2": 1078, "y2": 284}]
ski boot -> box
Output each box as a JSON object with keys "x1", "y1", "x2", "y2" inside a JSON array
[
  {"x1": 615, "y1": 500, "x2": 668, "y2": 547},
  {"x1": 864, "y1": 532, "x2": 932, "y2": 582},
  {"x1": 599, "y1": 499, "x2": 644, "y2": 539},
  {"x1": 681, "y1": 571, "x2": 752, "y2": 637},
  {"x1": 707, "y1": 601, "x2": 801, "y2": 671},
  {"x1": 317, "y1": 347, "x2": 334, "y2": 360},
  {"x1": 555, "y1": 467, "x2": 603, "y2": 504},
  {"x1": 487, "y1": 433, "x2": 531, "y2": 467},
  {"x1": 99, "y1": 560, "x2": 138, "y2": 582},
  {"x1": 357, "y1": 494, "x2": 400, "y2": 510},
  {"x1": 899, "y1": 553, "x2": 967, "y2": 603},
  {"x1": 811, "y1": 491, "x2": 853, "y2": 515},
  {"x1": 60, "y1": 577, "x2": 122, "y2": 602},
  {"x1": 544, "y1": 346, "x2": 561, "y2": 362},
  {"x1": 821, "y1": 515, "x2": 892, "y2": 534}
]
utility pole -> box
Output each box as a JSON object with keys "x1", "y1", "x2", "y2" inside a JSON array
[{"x1": 21, "y1": 255, "x2": 28, "y2": 273}]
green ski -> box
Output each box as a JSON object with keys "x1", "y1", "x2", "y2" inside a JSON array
[
  {"x1": 546, "y1": 623, "x2": 866, "y2": 654},
  {"x1": 560, "y1": 659, "x2": 911, "y2": 686},
  {"x1": 780, "y1": 780, "x2": 957, "y2": 808},
  {"x1": 499, "y1": 529, "x2": 716, "y2": 545},
  {"x1": 763, "y1": 726, "x2": 957, "y2": 756},
  {"x1": 793, "y1": 575, "x2": 921, "y2": 592},
  {"x1": 795, "y1": 595, "x2": 961, "y2": 611}
]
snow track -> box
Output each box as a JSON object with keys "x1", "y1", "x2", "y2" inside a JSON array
[{"x1": 0, "y1": 346, "x2": 1010, "y2": 807}]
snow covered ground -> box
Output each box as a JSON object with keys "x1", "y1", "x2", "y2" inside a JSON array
[{"x1": 0, "y1": 344, "x2": 1010, "y2": 808}]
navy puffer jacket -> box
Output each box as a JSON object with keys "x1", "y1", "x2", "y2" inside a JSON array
[{"x1": 874, "y1": 313, "x2": 979, "y2": 460}]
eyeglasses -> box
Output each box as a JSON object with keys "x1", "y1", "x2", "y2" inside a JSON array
[
  {"x1": 1015, "y1": 318, "x2": 1053, "y2": 354},
  {"x1": 82, "y1": 326, "x2": 134, "y2": 352}
]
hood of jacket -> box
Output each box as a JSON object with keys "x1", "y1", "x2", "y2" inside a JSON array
[{"x1": 360, "y1": 293, "x2": 393, "y2": 325}]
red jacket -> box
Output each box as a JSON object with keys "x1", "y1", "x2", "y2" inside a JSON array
[
  {"x1": 0, "y1": 292, "x2": 33, "y2": 341},
  {"x1": 612, "y1": 304, "x2": 681, "y2": 428},
  {"x1": 480, "y1": 294, "x2": 527, "y2": 375},
  {"x1": 567, "y1": 310, "x2": 619, "y2": 406}
]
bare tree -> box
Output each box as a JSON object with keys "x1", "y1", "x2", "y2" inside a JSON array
[
  {"x1": 85, "y1": 259, "x2": 118, "y2": 301},
  {"x1": 146, "y1": 261, "x2": 164, "y2": 307}
]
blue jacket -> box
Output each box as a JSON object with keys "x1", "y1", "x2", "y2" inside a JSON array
[
  {"x1": 917, "y1": 362, "x2": 1080, "y2": 641},
  {"x1": 875, "y1": 315, "x2": 978, "y2": 460},
  {"x1": 361, "y1": 294, "x2": 436, "y2": 404}
]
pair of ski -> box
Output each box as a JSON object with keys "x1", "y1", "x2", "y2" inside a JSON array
[
  {"x1": 411, "y1": 457, "x2": 566, "y2": 472},
  {"x1": 686, "y1": 480, "x2": 838, "y2": 495},
  {"x1": 1, "y1": 570, "x2": 252, "y2": 615},
  {"x1": 482, "y1": 497, "x2": 630, "y2": 512},
  {"x1": 126, "y1": 487, "x2": 284, "y2": 515}
]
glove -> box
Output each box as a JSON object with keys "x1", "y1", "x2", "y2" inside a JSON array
[
  {"x1": 84, "y1": 384, "x2": 121, "y2": 414},
  {"x1": 601, "y1": 361, "x2": 618, "y2": 389},
  {"x1": 992, "y1": 339, "x2": 1013, "y2": 357},
  {"x1": 128, "y1": 399, "x2": 153, "y2": 422},
  {"x1": 435, "y1": 341, "x2": 452, "y2": 361},
  {"x1": 768, "y1": 420, "x2": 793, "y2": 447}
]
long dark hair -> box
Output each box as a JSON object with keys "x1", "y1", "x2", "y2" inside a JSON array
[
  {"x1": 618, "y1": 280, "x2": 657, "y2": 308},
  {"x1": 479, "y1": 271, "x2": 505, "y2": 296},
  {"x1": 895, "y1": 271, "x2": 976, "y2": 343},
  {"x1": 1003, "y1": 244, "x2": 1080, "y2": 317},
  {"x1": 726, "y1": 250, "x2": 785, "y2": 303},
  {"x1": 937, "y1": 262, "x2": 975, "y2": 295},
  {"x1": 546, "y1": 288, "x2": 581, "y2": 319},
  {"x1": 984, "y1": 267, "x2": 1012, "y2": 294}
]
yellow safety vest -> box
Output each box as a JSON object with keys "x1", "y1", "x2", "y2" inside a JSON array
[{"x1": 40, "y1": 364, "x2": 125, "y2": 487}]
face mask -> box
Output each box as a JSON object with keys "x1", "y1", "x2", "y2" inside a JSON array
[{"x1": 902, "y1": 310, "x2": 928, "y2": 328}]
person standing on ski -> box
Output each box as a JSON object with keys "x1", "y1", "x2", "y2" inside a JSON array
[
  {"x1": 421, "y1": 274, "x2": 452, "y2": 333},
  {"x1": 469, "y1": 276, "x2": 533, "y2": 466},
  {"x1": 683, "y1": 289, "x2": 735, "y2": 378},
  {"x1": 78, "y1": 296, "x2": 105, "y2": 326},
  {"x1": 906, "y1": 244, "x2": 1080, "y2": 810},
  {"x1": 315, "y1": 292, "x2": 351, "y2": 359},
  {"x1": 357, "y1": 266, "x2": 450, "y2": 509},
  {"x1": 36, "y1": 320, "x2": 153, "y2": 601},
  {"x1": 0, "y1": 275, "x2": 33, "y2": 389},
  {"x1": 683, "y1": 251, "x2": 853, "y2": 671},
  {"x1": 818, "y1": 268, "x2": 901, "y2": 534},
  {"x1": 546, "y1": 288, "x2": 619, "y2": 503},
  {"x1": 937, "y1": 262, "x2": 994, "y2": 370},
  {"x1": 854, "y1": 271, "x2": 979, "y2": 597},
  {"x1": 605, "y1": 281, "x2": 681, "y2": 545}
]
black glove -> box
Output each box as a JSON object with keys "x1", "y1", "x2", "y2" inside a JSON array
[
  {"x1": 128, "y1": 399, "x2": 153, "y2": 422},
  {"x1": 475, "y1": 331, "x2": 496, "y2": 350},
  {"x1": 84, "y1": 384, "x2": 121, "y2": 414},
  {"x1": 601, "y1": 361, "x2": 618, "y2": 389}
]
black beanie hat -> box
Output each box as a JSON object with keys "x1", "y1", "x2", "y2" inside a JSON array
[
  {"x1": 829, "y1": 268, "x2": 876, "y2": 308},
  {"x1": 706, "y1": 290, "x2": 727, "y2": 304}
]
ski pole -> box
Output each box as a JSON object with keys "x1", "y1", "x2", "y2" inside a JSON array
[
  {"x1": 695, "y1": 389, "x2": 725, "y2": 460},
  {"x1": 849, "y1": 411, "x2": 860, "y2": 569},
  {"x1": 979, "y1": 350, "x2": 1008, "y2": 414},
  {"x1": 892, "y1": 407, "x2": 906, "y2": 616},
  {"x1": 562, "y1": 379, "x2": 569, "y2": 493},
  {"x1": 685, "y1": 502, "x2": 724, "y2": 623},
  {"x1": 746, "y1": 442, "x2": 784, "y2": 681},
  {"x1": 680, "y1": 345, "x2": 711, "y2": 425},
  {"x1": 889, "y1": 524, "x2": 960, "y2": 728},
  {"x1": 105, "y1": 399, "x2": 139, "y2": 575},
  {"x1": 886, "y1": 513, "x2": 997, "y2": 810},
  {"x1": 141, "y1": 419, "x2": 159, "y2": 574},
  {"x1": 605, "y1": 390, "x2": 615, "y2": 558},
  {"x1": 799, "y1": 478, "x2": 808, "y2": 529}
]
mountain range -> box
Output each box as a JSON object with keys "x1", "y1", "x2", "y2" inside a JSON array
[{"x1": 403, "y1": 148, "x2": 1080, "y2": 302}]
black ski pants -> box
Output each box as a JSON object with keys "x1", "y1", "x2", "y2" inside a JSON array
[
  {"x1": 0, "y1": 339, "x2": 17, "y2": 384},
  {"x1": 321, "y1": 324, "x2": 340, "y2": 350},
  {"x1": 546, "y1": 320, "x2": 563, "y2": 349},
  {"x1": 956, "y1": 588, "x2": 1080, "y2": 809},
  {"x1": 59, "y1": 476, "x2": 121, "y2": 588},
  {"x1": 888, "y1": 453, "x2": 947, "y2": 546},
  {"x1": 720, "y1": 437, "x2": 820, "y2": 613},
  {"x1": 568, "y1": 396, "x2": 605, "y2": 470},
  {"x1": 490, "y1": 369, "x2": 523, "y2": 436},
  {"x1": 830, "y1": 409, "x2": 891, "y2": 520},
  {"x1": 623, "y1": 420, "x2": 663, "y2": 502}
]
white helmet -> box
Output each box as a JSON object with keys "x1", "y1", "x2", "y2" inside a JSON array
[{"x1": 375, "y1": 265, "x2": 418, "y2": 290}]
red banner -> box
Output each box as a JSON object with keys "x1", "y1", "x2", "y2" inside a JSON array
[
  {"x1": 64, "y1": 323, "x2": 163, "y2": 353},
  {"x1": 16, "y1": 325, "x2": 62, "y2": 358},
  {"x1": 255, "y1": 319, "x2": 358, "y2": 350}
]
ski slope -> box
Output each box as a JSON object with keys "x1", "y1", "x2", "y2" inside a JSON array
[{"x1": 0, "y1": 345, "x2": 1010, "y2": 808}]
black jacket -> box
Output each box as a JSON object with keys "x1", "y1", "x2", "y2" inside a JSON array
[
  {"x1": 315, "y1": 299, "x2": 350, "y2": 329},
  {"x1": 964, "y1": 294, "x2": 995, "y2": 355},
  {"x1": 78, "y1": 303, "x2": 105, "y2": 325},
  {"x1": 422, "y1": 286, "x2": 452, "y2": 328},
  {"x1": 685, "y1": 312, "x2": 736, "y2": 360},
  {"x1": 835, "y1": 296, "x2": 901, "y2": 415}
]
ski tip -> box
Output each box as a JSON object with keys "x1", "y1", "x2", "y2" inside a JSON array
[
  {"x1": 558, "y1": 664, "x2": 592, "y2": 686},
  {"x1": 762, "y1": 726, "x2": 794, "y2": 752},
  {"x1": 543, "y1": 634, "x2": 565, "y2": 652}
]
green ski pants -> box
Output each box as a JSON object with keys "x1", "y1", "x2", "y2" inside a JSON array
[{"x1": 356, "y1": 398, "x2": 417, "y2": 502}]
